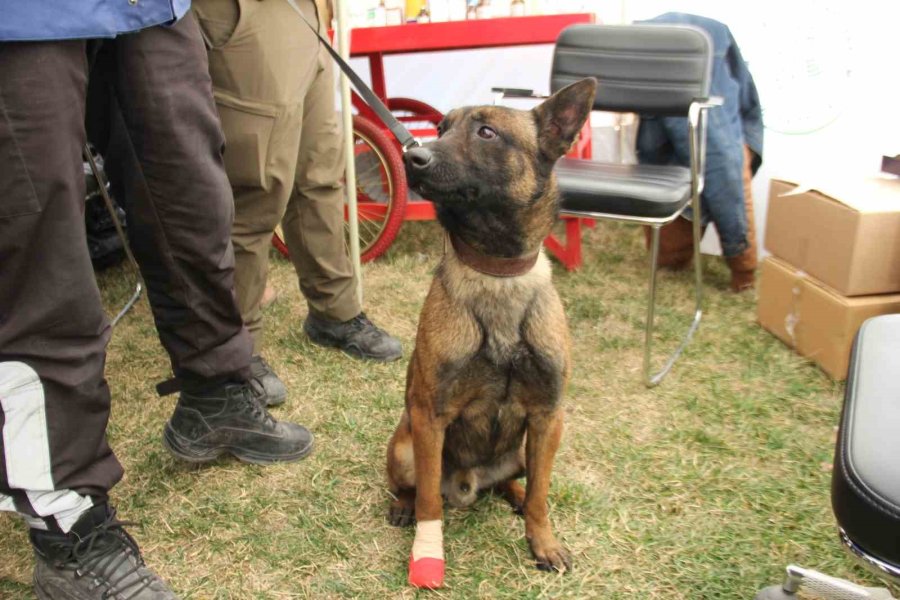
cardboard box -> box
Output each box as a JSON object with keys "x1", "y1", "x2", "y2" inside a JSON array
[
  {"x1": 757, "y1": 256, "x2": 900, "y2": 379},
  {"x1": 764, "y1": 177, "x2": 900, "y2": 296}
]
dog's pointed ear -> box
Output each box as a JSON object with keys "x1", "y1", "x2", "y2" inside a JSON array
[{"x1": 533, "y1": 77, "x2": 597, "y2": 161}]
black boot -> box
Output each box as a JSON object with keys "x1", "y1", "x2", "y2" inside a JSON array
[
  {"x1": 31, "y1": 503, "x2": 177, "y2": 600},
  {"x1": 162, "y1": 381, "x2": 313, "y2": 465},
  {"x1": 304, "y1": 312, "x2": 402, "y2": 362},
  {"x1": 249, "y1": 355, "x2": 287, "y2": 407}
]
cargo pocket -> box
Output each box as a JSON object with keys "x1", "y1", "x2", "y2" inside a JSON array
[
  {"x1": 193, "y1": 0, "x2": 242, "y2": 49},
  {"x1": 0, "y1": 104, "x2": 41, "y2": 219},
  {"x1": 214, "y1": 90, "x2": 279, "y2": 191}
]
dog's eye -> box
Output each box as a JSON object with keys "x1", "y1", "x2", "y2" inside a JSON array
[{"x1": 477, "y1": 126, "x2": 498, "y2": 140}]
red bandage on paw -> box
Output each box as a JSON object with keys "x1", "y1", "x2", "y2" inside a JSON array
[
  {"x1": 408, "y1": 519, "x2": 444, "y2": 588},
  {"x1": 408, "y1": 555, "x2": 445, "y2": 589}
]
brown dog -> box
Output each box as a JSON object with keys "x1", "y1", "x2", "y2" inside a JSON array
[{"x1": 387, "y1": 77, "x2": 597, "y2": 588}]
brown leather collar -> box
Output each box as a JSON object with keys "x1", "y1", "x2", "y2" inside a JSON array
[{"x1": 449, "y1": 234, "x2": 540, "y2": 278}]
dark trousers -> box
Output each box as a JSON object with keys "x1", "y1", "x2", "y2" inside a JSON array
[{"x1": 0, "y1": 16, "x2": 251, "y2": 528}]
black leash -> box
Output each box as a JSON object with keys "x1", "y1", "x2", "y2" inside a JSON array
[{"x1": 283, "y1": 0, "x2": 421, "y2": 153}]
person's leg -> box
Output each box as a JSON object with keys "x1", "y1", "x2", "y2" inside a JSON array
[
  {"x1": 103, "y1": 15, "x2": 312, "y2": 462},
  {"x1": 193, "y1": 0, "x2": 323, "y2": 406},
  {"x1": 0, "y1": 39, "x2": 119, "y2": 529},
  {"x1": 193, "y1": 0, "x2": 311, "y2": 355},
  {"x1": 106, "y1": 14, "x2": 251, "y2": 387},
  {"x1": 724, "y1": 144, "x2": 758, "y2": 292},
  {"x1": 651, "y1": 113, "x2": 750, "y2": 289},
  {"x1": 0, "y1": 39, "x2": 176, "y2": 600},
  {"x1": 282, "y1": 40, "x2": 359, "y2": 323},
  {"x1": 282, "y1": 22, "x2": 401, "y2": 361}
]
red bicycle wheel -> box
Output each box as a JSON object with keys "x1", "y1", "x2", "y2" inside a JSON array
[
  {"x1": 351, "y1": 114, "x2": 408, "y2": 262},
  {"x1": 271, "y1": 114, "x2": 408, "y2": 263},
  {"x1": 272, "y1": 225, "x2": 290, "y2": 259},
  {"x1": 387, "y1": 97, "x2": 443, "y2": 139}
]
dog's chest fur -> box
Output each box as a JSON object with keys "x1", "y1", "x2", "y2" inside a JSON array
[
  {"x1": 443, "y1": 250, "x2": 553, "y2": 365},
  {"x1": 433, "y1": 251, "x2": 564, "y2": 469}
]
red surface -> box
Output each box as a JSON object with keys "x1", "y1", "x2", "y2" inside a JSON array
[
  {"x1": 408, "y1": 556, "x2": 445, "y2": 589},
  {"x1": 349, "y1": 13, "x2": 595, "y2": 56}
]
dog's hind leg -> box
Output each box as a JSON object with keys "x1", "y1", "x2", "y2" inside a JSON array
[
  {"x1": 494, "y1": 480, "x2": 526, "y2": 515},
  {"x1": 389, "y1": 489, "x2": 416, "y2": 527},
  {"x1": 386, "y1": 413, "x2": 417, "y2": 527}
]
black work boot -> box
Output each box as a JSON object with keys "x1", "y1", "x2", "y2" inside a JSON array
[
  {"x1": 303, "y1": 312, "x2": 402, "y2": 362},
  {"x1": 31, "y1": 503, "x2": 177, "y2": 600},
  {"x1": 162, "y1": 381, "x2": 313, "y2": 465},
  {"x1": 249, "y1": 355, "x2": 287, "y2": 407}
]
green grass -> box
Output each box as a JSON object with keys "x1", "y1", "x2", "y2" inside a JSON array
[{"x1": 0, "y1": 221, "x2": 877, "y2": 599}]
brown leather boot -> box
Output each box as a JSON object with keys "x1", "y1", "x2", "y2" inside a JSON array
[
  {"x1": 725, "y1": 145, "x2": 758, "y2": 292},
  {"x1": 643, "y1": 216, "x2": 696, "y2": 270}
]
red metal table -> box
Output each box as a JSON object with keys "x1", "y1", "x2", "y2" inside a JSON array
[{"x1": 350, "y1": 13, "x2": 595, "y2": 104}]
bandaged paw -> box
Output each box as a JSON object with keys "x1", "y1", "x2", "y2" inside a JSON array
[{"x1": 408, "y1": 519, "x2": 444, "y2": 588}]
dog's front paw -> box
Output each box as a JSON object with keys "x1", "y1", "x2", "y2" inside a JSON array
[
  {"x1": 388, "y1": 500, "x2": 416, "y2": 527},
  {"x1": 529, "y1": 536, "x2": 572, "y2": 573}
]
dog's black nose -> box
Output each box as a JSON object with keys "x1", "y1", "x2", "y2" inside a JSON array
[{"x1": 405, "y1": 146, "x2": 434, "y2": 171}]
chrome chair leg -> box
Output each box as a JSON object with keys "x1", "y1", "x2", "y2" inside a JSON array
[
  {"x1": 643, "y1": 216, "x2": 703, "y2": 388},
  {"x1": 754, "y1": 564, "x2": 896, "y2": 600},
  {"x1": 83, "y1": 145, "x2": 143, "y2": 327}
]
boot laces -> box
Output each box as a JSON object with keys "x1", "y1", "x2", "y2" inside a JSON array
[
  {"x1": 231, "y1": 383, "x2": 276, "y2": 428},
  {"x1": 50, "y1": 508, "x2": 154, "y2": 599}
]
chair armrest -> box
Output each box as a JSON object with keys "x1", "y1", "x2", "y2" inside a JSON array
[
  {"x1": 695, "y1": 96, "x2": 724, "y2": 109},
  {"x1": 490, "y1": 87, "x2": 546, "y2": 99},
  {"x1": 491, "y1": 87, "x2": 549, "y2": 105},
  {"x1": 686, "y1": 96, "x2": 723, "y2": 198}
]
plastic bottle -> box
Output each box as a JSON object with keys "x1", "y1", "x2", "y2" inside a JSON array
[
  {"x1": 475, "y1": 0, "x2": 491, "y2": 19},
  {"x1": 373, "y1": 0, "x2": 387, "y2": 26},
  {"x1": 406, "y1": 0, "x2": 424, "y2": 20},
  {"x1": 466, "y1": 0, "x2": 478, "y2": 19}
]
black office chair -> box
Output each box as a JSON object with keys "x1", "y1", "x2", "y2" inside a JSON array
[
  {"x1": 548, "y1": 24, "x2": 719, "y2": 386},
  {"x1": 755, "y1": 314, "x2": 900, "y2": 600}
]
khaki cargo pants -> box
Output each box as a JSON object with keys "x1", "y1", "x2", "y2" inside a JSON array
[{"x1": 193, "y1": 0, "x2": 360, "y2": 353}]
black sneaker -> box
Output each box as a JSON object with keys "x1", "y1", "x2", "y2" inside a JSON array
[
  {"x1": 304, "y1": 312, "x2": 402, "y2": 362},
  {"x1": 162, "y1": 381, "x2": 313, "y2": 465},
  {"x1": 31, "y1": 503, "x2": 177, "y2": 600},
  {"x1": 249, "y1": 355, "x2": 287, "y2": 407}
]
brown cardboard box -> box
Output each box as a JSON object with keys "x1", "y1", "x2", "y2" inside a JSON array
[
  {"x1": 764, "y1": 177, "x2": 900, "y2": 296},
  {"x1": 757, "y1": 256, "x2": 900, "y2": 379}
]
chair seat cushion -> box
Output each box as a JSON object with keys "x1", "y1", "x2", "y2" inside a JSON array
[
  {"x1": 555, "y1": 158, "x2": 691, "y2": 219},
  {"x1": 832, "y1": 314, "x2": 900, "y2": 567}
]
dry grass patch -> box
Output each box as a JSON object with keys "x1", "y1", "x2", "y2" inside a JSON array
[{"x1": 0, "y1": 221, "x2": 874, "y2": 599}]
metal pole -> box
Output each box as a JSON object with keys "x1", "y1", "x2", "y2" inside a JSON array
[{"x1": 335, "y1": 0, "x2": 363, "y2": 305}]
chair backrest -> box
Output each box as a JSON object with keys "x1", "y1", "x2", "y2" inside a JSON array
[{"x1": 551, "y1": 24, "x2": 713, "y2": 116}]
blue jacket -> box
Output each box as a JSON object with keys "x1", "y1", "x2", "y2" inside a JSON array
[
  {"x1": 0, "y1": 0, "x2": 190, "y2": 42},
  {"x1": 636, "y1": 13, "x2": 763, "y2": 257}
]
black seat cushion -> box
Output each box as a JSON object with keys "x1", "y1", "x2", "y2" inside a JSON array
[
  {"x1": 832, "y1": 314, "x2": 900, "y2": 566},
  {"x1": 555, "y1": 158, "x2": 691, "y2": 219}
]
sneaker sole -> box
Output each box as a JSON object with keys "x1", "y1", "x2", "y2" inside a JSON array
[
  {"x1": 162, "y1": 424, "x2": 314, "y2": 466},
  {"x1": 304, "y1": 328, "x2": 402, "y2": 362}
]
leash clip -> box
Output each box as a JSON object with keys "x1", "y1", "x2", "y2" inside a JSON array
[{"x1": 401, "y1": 138, "x2": 422, "y2": 154}]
